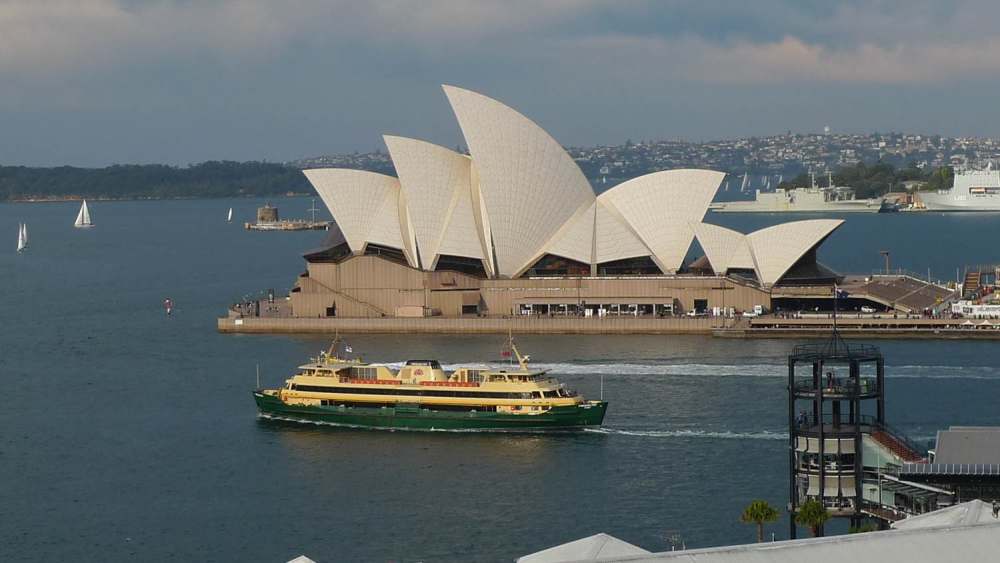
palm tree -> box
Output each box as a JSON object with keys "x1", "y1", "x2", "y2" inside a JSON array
[
  {"x1": 740, "y1": 500, "x2": 780, "y2": 543},
  {"x1": 794, "y1": 499, "x2": 830, "y2": 537}
]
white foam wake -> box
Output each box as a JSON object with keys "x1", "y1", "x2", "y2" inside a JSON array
[{"x1": 585, "y1": 427, "x2": 789, "y2": 440}]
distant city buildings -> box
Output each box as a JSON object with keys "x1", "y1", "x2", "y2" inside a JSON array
[{"x1": 291, "y1": 132, "x2": 1000, "y2": 187}]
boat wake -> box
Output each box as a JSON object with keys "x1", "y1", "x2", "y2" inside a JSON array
[
  {"x1": 257, "y1": 413, "x2": 585, "y2": 434},
  {"x1": 585, "y1": 427, "x2": 789, "y2": 440}
]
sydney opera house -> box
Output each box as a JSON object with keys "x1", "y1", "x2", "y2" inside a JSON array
[{"x1": 287, "y1": 85, "x2": 843, "y2": 319}]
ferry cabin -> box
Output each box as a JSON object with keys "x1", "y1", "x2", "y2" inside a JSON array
[{"x1": 276, "y1": 359, "x2": 583, "y2": 415}]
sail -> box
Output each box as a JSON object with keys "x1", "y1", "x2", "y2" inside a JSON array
[
  {"x1": 75, "y1": 200, "x2": 92, "y2": 227},
  {"x1": 17, "y1": 223, "x2": 26, "y2": 252},
  {"x1": 227, "y1": 207, "x2": 233, "y2": 222}
]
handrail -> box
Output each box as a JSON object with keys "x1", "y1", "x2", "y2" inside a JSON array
[
  {"x1": 802, "y1": 413, "x2": 925, "y2": 460},
  {"x1": 874, "y1": 420, "x2": 926, "y2": 459},
  {"x1": 792, "y1": 377, "x2": 878, "y2": 396}
]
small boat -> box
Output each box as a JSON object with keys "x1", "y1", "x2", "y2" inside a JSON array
[
  {"x1": 253, "y1": 337, "x2": 608, "y2": 431},
  {"x1": 17, "y1": 223, "x2": 27, "y2": 253},
  {"x1": 74, "y1": 200, "x2": 93, "y2": 228},
  {"x1": 227, "y1": 207, "x2": 233, "y2": 223}
]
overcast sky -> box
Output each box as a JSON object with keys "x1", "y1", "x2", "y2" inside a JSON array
[{"x1": 3, "y1": 0, "x2": 1000, "y2": 167}]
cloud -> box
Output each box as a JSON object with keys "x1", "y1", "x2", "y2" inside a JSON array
[
  {"x1": 0, "y1": 0, "x2": 594, "y2": 76},
  {"x1": 4, "y1": 0, "x2": 1000, "y2": 84},
  {"x1": 4, "y1": 0, "x2": 1000, "y2": 165},
  {"x1": 571, "y1": 33, "x2": 1000, "y2": 85}
]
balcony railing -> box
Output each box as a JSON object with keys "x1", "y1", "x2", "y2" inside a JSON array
[{"x1": 792, "y1": 377, "x2": 879, "y2": 396}]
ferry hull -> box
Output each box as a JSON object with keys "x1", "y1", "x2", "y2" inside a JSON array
[{"x1": 253, "y1": 391, "x2": 607, "y2": 431}]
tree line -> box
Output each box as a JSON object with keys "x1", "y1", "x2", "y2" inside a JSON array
[
  {"x1": 777, "y1": 162, "x2": 954, "y2": 199},
  {"x1": 0, "y1": 161, "x2": 312, "y2": 201}
]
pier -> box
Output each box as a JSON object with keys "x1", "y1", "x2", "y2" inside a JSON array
[{"x1": 218, "y1": 313, "x2": 1000, "y2": 337}]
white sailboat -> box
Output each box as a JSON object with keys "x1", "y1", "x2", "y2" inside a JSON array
[
  {"x1": 74, "y1": 200, "x2": 93, "y2": 228},
  {"x1": 227, "y1": 207, "x2": 233, "y2": 223},
  {"x1": 17, "y1": 223, "x2": 27, "y2": 253}
]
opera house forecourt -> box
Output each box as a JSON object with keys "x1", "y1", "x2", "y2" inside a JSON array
[{"x1": 222, "y1": 85, "x2": 847, "y2": 334}]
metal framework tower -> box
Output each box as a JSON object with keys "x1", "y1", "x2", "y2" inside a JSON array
[{"x1": 787, "y1": 331, "x2": 885, "y2": 538}]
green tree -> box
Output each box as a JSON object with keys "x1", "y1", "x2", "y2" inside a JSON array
[
  {"x1": 740, "y1": 500, "x2": 780, "y2": 543},
  {"x1": 794, "y1": 499, "x2": 830, "y2": 537}
]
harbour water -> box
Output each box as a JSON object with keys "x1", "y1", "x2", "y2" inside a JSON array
[{"x1": 2, "y1": 198, "x2": 1000, "y2": 561}]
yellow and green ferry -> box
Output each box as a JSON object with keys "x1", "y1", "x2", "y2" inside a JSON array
[{"x1": 253, "y1": 338, "x2": 607, "y2": 431}]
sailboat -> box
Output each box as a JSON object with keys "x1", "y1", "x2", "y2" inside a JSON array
[
  {"x1": 227, "y1": 207, "x2": 233, "y2": 223},
  {"x1": 74, "y1": 200, "x2": 93, "y2": 228},
  {"x1": 17, "y1": 223, "x2": 27, "y2": 253}
]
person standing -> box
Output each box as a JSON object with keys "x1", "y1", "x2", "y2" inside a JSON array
[{"x1": 163, "y1": 298, "x2": 173, "y2": 316}]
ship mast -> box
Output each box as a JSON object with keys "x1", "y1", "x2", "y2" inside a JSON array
[{"x1": 506, "y1": 328, "x2": 530, "y2": 370}]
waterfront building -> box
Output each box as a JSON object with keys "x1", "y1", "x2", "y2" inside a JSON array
[
  {"x1": 899, "y1": 427, "x2": 1000, "y2": 502},
  {"x1": 285, "y1": 86, "x2": 844, "y2": 319},
  {"x1": 786, "y1": 332, "x2": 947, "y2": 536}
]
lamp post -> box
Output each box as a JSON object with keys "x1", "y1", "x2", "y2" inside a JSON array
[{"x1": 879, "y1": 251, "x2": 890, "y2": 274}]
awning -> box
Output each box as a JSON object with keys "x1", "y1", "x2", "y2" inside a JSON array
[
  {"x1": 796, "y1": 436, "x2": 855, "y2": 454},
  {"x1": 807, "y1": 475, "x2": 856, "y2": 497}
]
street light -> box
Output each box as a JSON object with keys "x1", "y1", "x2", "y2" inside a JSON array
[{"x1": 879, "y1": 251, "x2": 890, "y2": 274}]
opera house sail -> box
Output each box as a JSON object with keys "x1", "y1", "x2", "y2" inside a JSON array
[{"x1": 286, "y1": 85, "x2": 843, "y2": 319}]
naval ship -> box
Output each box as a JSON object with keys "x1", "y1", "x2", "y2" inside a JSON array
[
  {"x1": 711, "y1": 172, "x2": 881, "y2": 213},
  {"x1": 919, "y1": 166, "x2": 1000, "y2": 211},
  {"x1": 253, "y1": 338, "x2": 607, "y2": 431}
]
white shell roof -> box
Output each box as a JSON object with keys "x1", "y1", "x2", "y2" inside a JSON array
[
  {"x1": 594, "y1": 200, "x2": 652, "y2": 264},
  {"x1": 599, "y1": 169, "x2": 724, "y2": 273},
  {"x1": 303, "y1": 87, "x2": 842, "y2": 284},
  {"x1": 303, "y1": 168, "x2": 414, "y2": 266},
  {"x1": 746, "y1": 219, "x2": 843, "y2": 286},
  {"x1": 383, "y1": 136, "x2": 484, "y2": 267},
  {"x1": 692, "y1": 222, "x2": 755, "y2": 273},
  {"x1": 545, "y1": 201, "x2": 596, "y2": 264},
  {"x1": 443, "y1": 85, "x2": 595, "y2": 277}
]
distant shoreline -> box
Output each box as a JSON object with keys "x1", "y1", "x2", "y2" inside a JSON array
[{"x1": 3, "y1": 192, "x2": 314, "y2": 203}]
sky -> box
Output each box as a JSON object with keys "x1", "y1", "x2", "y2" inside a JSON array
[{"x1": 3, "y1": 0, "x2": 1000, "y2": 167}]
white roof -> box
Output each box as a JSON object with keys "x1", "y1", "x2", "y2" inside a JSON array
[
  {"x1": 594, "y1": 200, "x2": 653, "y2": 264},
  {"x1": 443, "y1": 85, "x2": 595, "y2": 277},
  {"x1": 892, "y1": 500, "x2": 999, "y2": 530},
  {"x1": 383, "y1": 136, "x2": 485, "y2": 267},
  {"x1": 303, "y1": 168, "x2": 416, "y2": 266},
  {"x1": 600, "y1": 170, "x2": 723, "y2": 273},
  {"x1": 304, "y1": 86, "x2": 843, "y2": 282},
  {"x1": 546, "y1": 200, "x2": 598, "y2": 264},
  {"x1": 691, "y1": 222, "x2": 754, "y2": 273},
  {"x1": 517, "y1": 533, "x2": 650, "y2": 563},
  {"x1": 520, "y1": 508, "x2": 1000, "y2": 563},
  {"x1": 746, "y1": 219, "x2": 843, "y2": 286}
]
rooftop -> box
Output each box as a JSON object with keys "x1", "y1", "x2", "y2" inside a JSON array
[
  {"x1": 935, "y1": 426, "x2": 1000, "y2": 465},
  {"x1": 516, "y1": 500, "x2": 1000, "y2": 563}
]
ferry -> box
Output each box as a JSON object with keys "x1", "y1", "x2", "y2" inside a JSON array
[{"x1": 253, "y1": 338, "x2": 608, "y2": 431}]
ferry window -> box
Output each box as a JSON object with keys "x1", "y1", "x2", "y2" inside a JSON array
[
  {"x1": 532, "y1": 392, "x2": 542, "y2": 399},
  {"x1": 352, "y1": 367, "x2": 377, "y2": 380},
  {"x1": 467, "y1": 370, "x2": 484, "y2": 383}
]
